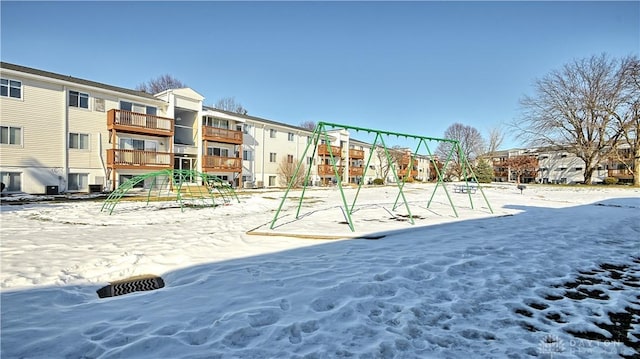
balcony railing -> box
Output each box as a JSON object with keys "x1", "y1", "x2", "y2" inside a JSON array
[
  {"x1": 400, "y1": 156, "x2": 414, "y2": 165},
  {"x1": 318, "y1": 144, "x2": 342, "y2": 157},
  {"x1": 202, "y1": 156, "x2": 242, "y2": 173},
  {"x1": 318, "y1": 164, "x2": 345, "y2": 176},
  {"x1": 107, "y1": 109, "x2": 173, "y2": 136},
  {"x1": 349, "y1": 167, "x2": 364, "y2": 176},
  {"x1": 202, "y1": 126, "x2": 243, "y2": 144},
  {"x1": 608, "y1": 169, "x2": 633, "y2": 178},
  {"x1": 349, "y1": 149, "x2": 365, "y2": 159},
  {"x1": 107, "y1": 149, "x2": 173, "y2": 169},
  {"x1": 399, "y1": 169, "x2": 418, "y2": 177}
]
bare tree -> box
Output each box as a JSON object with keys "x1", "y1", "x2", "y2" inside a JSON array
[
  {"x1": 516, "y1": 54, "x2": 636, "y2": 184},
  {"x1": 610, "y1": 56, "x2": 639, "y2": 186},
  {"x1": 373, "y1": 145, "x2": 405, "y2": 183},
  {"x1": 436, "y1": 123, "x2": 486, "y2": 180},
  {"x1": 214, "y1": 97, "x2": 247, "y2": 115},
  {"x1": 299, "y1": 121, "x2": 317, "y2": 131},
  {"x1": 137, "y1": 74, "x2": 185, "y2": 94},
  {"x1": 277, "y1": 157, "x2": 306, "y2": 188},
  {"x1": 504, "y1": 155, "x2": 538, "y2": 184},
  {"x1": 485, "y1": 127, "x2": 504, "y2": 158}
]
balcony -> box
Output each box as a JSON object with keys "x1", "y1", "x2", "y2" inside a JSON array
[
  {"x1": 202, "y1": 126, "x2": 243, "y2": 145},
  {"x1": 608, "y1": 169, "x2": 633, "y2": 179},
  {"x1": 318, "y1": 164, "x2": 345, "y2": 176},
  {"x1": 400, "y1": 156, "x2": 414, "y2": 166},
  {"x1": 398, "y1": 169, "x2": 418, "y2": 177},
  {"x1": 349, "y1": 166, "x2": 364, "y2": 176},
  {"x1": 202, "y1": 156, "x2": 242, "y2": 173},
  {"x1": 107, "y1": 109, "x2": 173, "y2": 136},
  {"x1": 107, "y1": 149, "x2": 173, "y2": 169},
  {"x1": 318, "y1": 144, "x2": 342, "y2": 157},
  {"x1": 349, "y1": 149, "x2": 365, "y2": 159}
]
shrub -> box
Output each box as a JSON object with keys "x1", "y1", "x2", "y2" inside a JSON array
[
  {"x1": 373, "y1": 178, "x2": 385, "y2": 185},
  {"x1": 403, "y1": 177, "x2": 415, "y2": 183},
  {"x1": 603, "y1": 177, "x2": 619, "y2": 185}
]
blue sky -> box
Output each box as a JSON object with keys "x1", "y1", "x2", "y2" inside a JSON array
[{"x1": 1, "y1": 1, "x2": 638, "y2": 149}]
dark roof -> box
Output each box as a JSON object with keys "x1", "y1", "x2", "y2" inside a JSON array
[
  {"x1": 202, "y1": 105, "x2": 314, "y2": 133},
  {"x1": 0, "y1": 62, "x2": 160, "y2": 101}
]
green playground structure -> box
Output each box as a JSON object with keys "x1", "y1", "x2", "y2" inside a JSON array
[
  {"x1": 101, "y1": 169, "x2": 239, "y2": 215},
  {"x1": 270, "y1": 121, "x2": 493, "y2": 232}
]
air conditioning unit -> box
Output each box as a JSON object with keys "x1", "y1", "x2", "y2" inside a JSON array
[{"x1": 256, "y1": 180, "x2": 264, "y2": 188}]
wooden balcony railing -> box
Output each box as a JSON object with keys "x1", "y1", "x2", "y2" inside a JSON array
[
  {"x1": 608, "y1": 169, "x2": 633, "y2": 178},
  {"x1": 318, "y1": 144, "x2": 342, "y2": 157},
  {"x1": 107, "y1": 149, "x2": 173, "y2": 169},
  {"x1": 349, "y1": 167, "x2": 364, "y2": 176},
  {"x1": 107, "y1": 109, "x2": 173, "y2": 136},
  {"x1": 349, "y1": 149, "x2": 365, "y2": 159},
  {"x1": 400, "y1": 156, "x2": 414, "y2": 165},
  {"x1": 318, "y1": 164, "x2": 345, "y2": 175},
  {"x1": 399, "y1": 169, "x2": 418, "y2": 177},
  {"x1": 202, "y1": 156, "x2": 242, "y2": 173},
  {"x1": 202, "y1": 126, "x2": 243, "y2": 144}
]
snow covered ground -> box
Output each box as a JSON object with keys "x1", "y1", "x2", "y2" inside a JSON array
[{"x1": 1, "y1": 183, "x2": 639, "y2": 358}]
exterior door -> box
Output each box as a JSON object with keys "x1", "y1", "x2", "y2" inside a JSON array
[{"x1": 174, "y1": 156, "x2": 196, "y2": 184}]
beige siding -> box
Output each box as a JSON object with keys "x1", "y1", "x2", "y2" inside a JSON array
[{"x1": 1, "y1": 76, "x2": 65, "y2": 169}]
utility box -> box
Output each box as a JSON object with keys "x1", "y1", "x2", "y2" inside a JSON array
[{"x1": 45, "y1": 185, "x2": 59, "y2": 195}]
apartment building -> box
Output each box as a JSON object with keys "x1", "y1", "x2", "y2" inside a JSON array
[
  {"x1": 491, "y1": 146, "x2": 633, "y2": 184},
  {"x1": 8, "y1": 61, "x2": 629, "y2": 195},
  {"x1": 1, "y1": 62, "x2": 365, "y2": 194}
]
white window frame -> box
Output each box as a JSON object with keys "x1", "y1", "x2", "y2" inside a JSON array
[
  {"x1": 1, "y1": 78, "x2": 22, "y2": 99},
  {"x1": 268, "y1": 176, "x2": 276, "y2": 186},
  {"x1": 287, "y1": 154, "x2": 294, "y2": 163},
  {"x1": 69, "y1": 133, "x2": 89, "y2": 150},
  {"x1": 269, "y1": 152, "x2": 277, "y2": 162},
  {"x1": 288, "y1": 132, "x2": 294, "y2": 141},
  {"x1": 69, "y1": 90, "x2": 89, "y2": 109},
  {"x1": 243, "y1": 150, "x2": 253, "y2": 161},
  {"x1": 270, "y1": 129, "x2": 277, "y2": 138},
  {"x1": 67, "y1": 173, "x2": 88, "y2": 191},
  {"x1": 0, "y1": 126, "x2": 22, "y2": 145},
  {"x1": 0, "y1": 172, "x2": 21, "y2": 192},
  {"x1": 207, "y1": 147, "x2": 229, "y2": 157}
]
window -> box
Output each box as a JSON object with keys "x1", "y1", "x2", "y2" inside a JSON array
[
  {"x1": 1, "y1": 78, "x2": 22, "y2": 99},
  {"x1": 243, "y1": 150, "x2": 253, "y2": 161},
  {"x1": 269, "y1": 152, "x2": 277, "y2": 162},
  {"x1": 203, "y1": 117, "x2": 229, "y2": 129},
  {"x1": 307, "y1": 157, "x2": 314, "y2": 165},
  {"x1": 268, "y1": 176, "x2": 276, "y2": 186},
  {"x1": 243, "y1": 124, "x2": 252, "y2": 134},
  {"x1": 120, "y1": 138, "x2": 144, "y2": 150},
  {"x1": 69, "y1": 91, "x2": 89, "y2": 109},
  {"x1": 0, "y1": 126, "x2": 22, "y2": 145},
  {"x1": 207, "y1": 147, "x2": 229, "y2": 157},
  {"x1": 69, "y1": 133, "x2": 89, "y2": 149},
  {"x1": 120, "y1": 175, "x2": 144, "y2": 188},
  {"x1": 575, "y1": 167, "x2": 583, "y2": 171},
  {"x1": 0, "y1": 172, "x2": 21, "y2": 191},
  {"x1": 288, "y1": 132, "x2": 294, "y2": 141},
  {"x1": 68, "y1": 173, "x2": 88, "y2": 191},
  {"x1": 270, "y1": 129, "x2": 277, "y2": 138},
  {"x1": 287, "y1": 154, "x2": 294, "y2": 163}
]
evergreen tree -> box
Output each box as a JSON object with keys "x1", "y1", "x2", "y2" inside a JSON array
[{"x1": 473, "y1": 159, "x2": 494, "y2": 183}]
